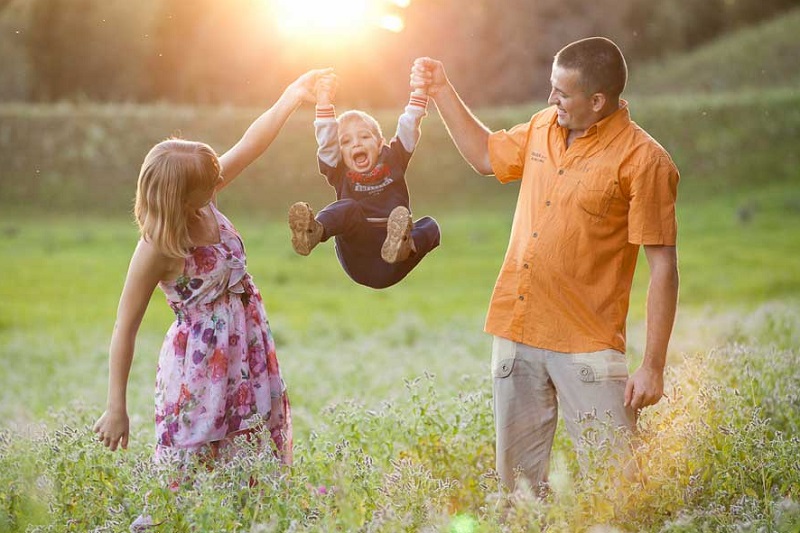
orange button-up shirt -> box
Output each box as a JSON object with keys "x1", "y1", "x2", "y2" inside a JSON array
[{"x1": 486, "y1": 102, "x2": 679, "y2": 353}]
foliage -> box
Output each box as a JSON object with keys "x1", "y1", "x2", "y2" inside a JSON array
[
  {"x1": 1, "y1": 304, "x2": 799, "y2": 531},
  {"x1": 2, "y1": 0, "x2": 799, "y2": 105}
]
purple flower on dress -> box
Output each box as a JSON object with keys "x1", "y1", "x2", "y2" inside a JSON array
[
  {"x1": 202, "y1": 328, "x2": 216, "y2": 346},
  {"x1": 189, "y1": 278, "x2": 204, "y2": 290},
  {"x1": 229, "y1": 334, "x2": 240, "y2": 347},
  {"x1": 192, "y1": 350, "x2": 206, "y2": 365}
]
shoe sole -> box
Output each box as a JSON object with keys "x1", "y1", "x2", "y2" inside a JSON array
[
  {"x1": 288, "y1": 202, "x2": 318, "y2": 256},
  {"x1": 381, "y1": 206, "x2": 413, "y2": 263}
]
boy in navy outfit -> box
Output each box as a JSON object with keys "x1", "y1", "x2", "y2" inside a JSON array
[{"x1": 288, "y1": 74, "x2": 441, "y2": 289}]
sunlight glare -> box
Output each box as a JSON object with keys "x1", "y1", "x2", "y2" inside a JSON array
[
  {"x1": 379, "y1": 14, "x2": 405, "y2": 33},
  {"x1": 272, "y1": 0, "x2": 408, "y2": 40},
  {"x1": 275, "y1": 0, "x2": 370, "y2": 34}
]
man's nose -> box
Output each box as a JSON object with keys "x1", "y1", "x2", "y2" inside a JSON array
[{"x1": 547, "y1": 89, "x2": 557, "y2": 106}]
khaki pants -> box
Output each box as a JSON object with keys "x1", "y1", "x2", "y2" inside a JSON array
[{"x1": 492, "y1": 336, "x2": 637, "y2": 490}]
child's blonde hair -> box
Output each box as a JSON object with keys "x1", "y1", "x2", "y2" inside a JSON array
[
  {"x1": 134, "y1": 139, "x2": 221, "y2": 258},
  {"x1": 337, "y1": 110, "x2": 383, "y2": 140}
]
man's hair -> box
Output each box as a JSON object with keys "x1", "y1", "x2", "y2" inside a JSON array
[
  {"x1": 135, "y1": 139, "x2": 221, "y2": 258},
  {"x1": 554, "y1": 37, "x2": 627, "y2": 99},
  {"x1": 337, "y1": 110, "x2": 383, "y2": 139}
]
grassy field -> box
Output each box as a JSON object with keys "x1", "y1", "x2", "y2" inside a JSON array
[{"x1": 2, "y1": 10, "x2": 800, "y2": 532}]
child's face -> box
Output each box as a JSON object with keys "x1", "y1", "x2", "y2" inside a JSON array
[{"x1": 338, "y1": 120, "x2": 384, "y2": 173}]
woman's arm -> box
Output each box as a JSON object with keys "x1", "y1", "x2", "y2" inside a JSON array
[
  {"x1": 93, "y1": 239, "x2": 172, "y2": 451},
  {"x1": 218, "y1": 68, "x2": 332, "y2": 189}
]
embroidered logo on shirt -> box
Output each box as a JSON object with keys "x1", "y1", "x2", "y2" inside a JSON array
[
  {"x1": 530, "y1": 151, "x2": 546, "y2": 164},
  {"x1": 354, "y1": 176, "x2": 394, "y2": 193}
]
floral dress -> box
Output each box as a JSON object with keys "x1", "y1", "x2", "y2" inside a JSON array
[{"x1": 153, "y1": 203, "x2": 291, "y2": 464}]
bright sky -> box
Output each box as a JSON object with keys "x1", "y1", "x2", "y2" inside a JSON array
[{"x1": 271, "y1": 0, "x2": 409, "y2": 41}]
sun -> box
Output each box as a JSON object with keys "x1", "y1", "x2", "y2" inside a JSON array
[{"x1": 271, "y1": 0, "x2": 407, "y2": 40}]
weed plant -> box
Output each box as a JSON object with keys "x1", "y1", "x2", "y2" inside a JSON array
[{"x1": 2, "y1": 303, "x2": 799, "y2": 532}]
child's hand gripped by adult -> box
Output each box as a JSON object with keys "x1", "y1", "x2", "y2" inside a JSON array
[
  {"x1": 315, "y1": 73, "x2": 338, "y2": 107},
  {"x1": 286, "y1": 68, "x2": 334, "y2": 107}
]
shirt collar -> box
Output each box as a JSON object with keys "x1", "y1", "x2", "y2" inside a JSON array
[
  {"x1": 540, "y1": 99, "x2": 631, "y2": 148},
  {"x1": 582, "y1": 99, "x2": 630, "y2": 148}
]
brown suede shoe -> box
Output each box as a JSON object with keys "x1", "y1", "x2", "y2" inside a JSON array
[
  {"x1": 289, "y1": 202, "x2": 323, "y2": 256},
  {"x1": 381, "y1": 206, "x2": 414, "y2": 263}
]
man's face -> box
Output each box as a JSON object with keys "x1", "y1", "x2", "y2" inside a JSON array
[
  {"x1": 338, "y1": 120, "x2": 383, "y2": 174},
  {"x1": 547, "y1": 64, "x2": 597, "y2": 133}
]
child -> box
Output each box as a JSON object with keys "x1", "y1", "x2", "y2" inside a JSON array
[
  {"x1": 288, "y1": 74, "x2": 441, "y2": 289},
  {"x1": 93, "y1": 69, "x2": 329, "y2": 480}
]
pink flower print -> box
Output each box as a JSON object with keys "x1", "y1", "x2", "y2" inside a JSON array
[
  {"x1": 248, "y1": 348, "x2": 267, "y2": 378},
  {"x1": 178, "y1": 383, "x2": 192, "y2": 411},
  {"x1": 209, "y1": 348, "x2": 228, "y2": 382},
  {"x1": 192, "y1": 247, "x2": 217, "y2": 274},
  {"x1": 234, "y1": 383, "x2": 254, "y2": 416},
  {"x1": 173, "y1": 329, "x2": 189, "y2": 357},
  {"x1": 159, "y1": 429, "x2": 173, "y2": 447}
]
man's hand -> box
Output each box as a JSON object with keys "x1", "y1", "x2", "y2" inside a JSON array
[
  {"x1": 624, "y1": 366, "x2": 664, "y2": 410},
  {"x1": 410, "y1": 57, "x2": 448, "y2": 97},
  {"x1": 93, "y1": 408, "x2": 130, "y2": 451},
  {"x1": 315, "y1": 73, "x2": 338, "y2": 107}
]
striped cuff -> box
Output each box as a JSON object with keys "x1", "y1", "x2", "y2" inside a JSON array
[
  {"x1": 316, "y1": 105, "x2": 336, "y2": 119},
  {"x1": 409, "y1": 93, "x2": 428, "y2": 109}
]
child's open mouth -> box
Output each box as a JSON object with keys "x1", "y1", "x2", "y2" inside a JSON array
[{"x1": 353, "y1": 151, "x2": 370, "y2": 170}]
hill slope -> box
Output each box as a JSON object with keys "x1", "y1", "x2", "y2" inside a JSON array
[{"x1": 628, "y1": 7, "x2": 800, "y2": 95}]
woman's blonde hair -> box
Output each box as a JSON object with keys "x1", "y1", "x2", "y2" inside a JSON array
[{"x1": 134, "y1": 139, "x2": 221, "y2": 258}]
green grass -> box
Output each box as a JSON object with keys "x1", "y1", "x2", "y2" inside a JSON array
[{"x1": 3, "y1": 10, "x2": 800, "y2": 530}]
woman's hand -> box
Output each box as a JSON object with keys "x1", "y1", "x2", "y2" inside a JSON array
[
  {"x1": 93, "y1": 408, "x2": 130, "y2": 451},
  {"x1": 287, "y1": 68, "x2": 334, "y2": 106}
]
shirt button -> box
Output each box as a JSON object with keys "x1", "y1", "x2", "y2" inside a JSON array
[
  {"x1": 558, "y1": 169, "x2": 564, "y2": 175},
  {"x1": 545, "y1": 201, "x2": 551, "y2": 206},
  {"x1": 518, "y1": 295, "x2": 525, "y2": 301},
  {"x1": 523, "y1": 263, "x2": 529, "y2": 269},
  {"x1": 532, "y1": 232, "x2": 538, "y2": 238}
]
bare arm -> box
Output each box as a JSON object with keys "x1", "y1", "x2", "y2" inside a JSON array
[
  {"x1": 218, "y1": 68, "x2": 332, "y2": 188},
  {"x1": 625, "y1": 245, "x2": 679, "y2": 410},
  {"x1": 410, "y1": 57, "x2": 493, "y2": 175},
  {"x1": 93, "y1": 239, "x2": 172, "y2": 451}
]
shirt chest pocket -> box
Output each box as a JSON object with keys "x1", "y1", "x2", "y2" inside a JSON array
[{"x1": 574, "y1": 176, "x2": 620, "y2": 218}]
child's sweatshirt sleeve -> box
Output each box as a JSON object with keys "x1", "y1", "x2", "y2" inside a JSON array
[
  {"x1": 315, "y1": 105, "x2": 341, "y2": 183},
  {"x1": 395, "y1": 92, "x2": 429, "y2": 155}
]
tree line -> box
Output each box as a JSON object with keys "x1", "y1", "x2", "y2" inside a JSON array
[{"x1": 1, "y1": 0, "x2": 797, "y2": 107}]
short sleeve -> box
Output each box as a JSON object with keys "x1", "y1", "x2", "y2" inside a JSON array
[
  {"x1": 488, "y1": 119, "x2": 534, "y2": 184},
  {"x1": 628, "y1": 155, "x2": 680, "y2": 245}
]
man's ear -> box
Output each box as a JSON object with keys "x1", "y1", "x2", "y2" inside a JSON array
[{"x1": 590, "y1": 92, "x2": 607, "y2": 113}]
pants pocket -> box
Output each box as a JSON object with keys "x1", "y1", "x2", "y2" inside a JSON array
[
  {"x1": 571, "y1": 350, "x2": 629, "y2": 383},
  {"x1": 491, "y1": 336, "x2": 517, "y2": 378}
]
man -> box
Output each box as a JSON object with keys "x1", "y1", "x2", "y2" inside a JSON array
[{"x1": 411, "y1": 37, "x2": 679, "y2": 490}]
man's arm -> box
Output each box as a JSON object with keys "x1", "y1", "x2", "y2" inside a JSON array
[
  {"x1": 625, "y1": 244, "x2": 679, "y2": 410},
  {"x1": 411, "y1": 57, "x2": 493, "y2": 175}
]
